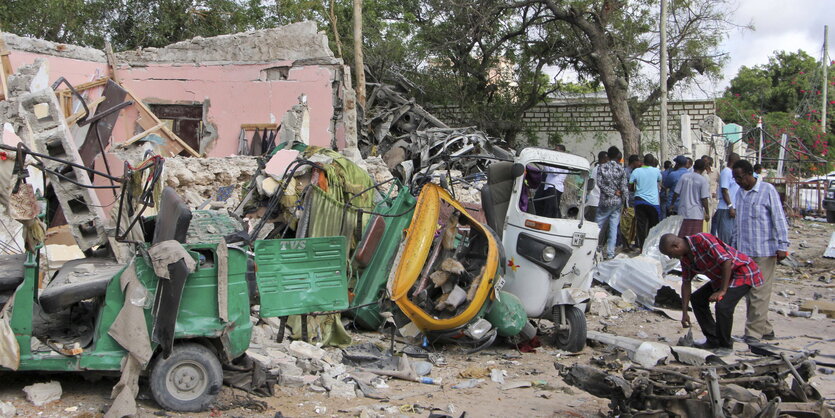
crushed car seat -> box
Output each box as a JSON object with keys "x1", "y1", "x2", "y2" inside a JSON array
[
  {"x1": 39, "y1": 257, "x2": 126, "y2": 314},
  {"x1": 0, "y1": 254, "x2": 27, "y2": 292},
  {"x1": 481, "y1": 161, "x2": 514, "y2": 238}
]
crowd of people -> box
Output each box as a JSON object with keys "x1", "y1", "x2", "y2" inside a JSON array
[{"x1": 580, "y1": 146, "x2": 789, "y2": 355}]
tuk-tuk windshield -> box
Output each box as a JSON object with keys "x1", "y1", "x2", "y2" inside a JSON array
[{"x1": 519, "y1": 162, "x2": 588, "y2": 220}]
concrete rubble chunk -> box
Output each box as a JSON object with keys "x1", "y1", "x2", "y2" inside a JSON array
[
  {"x1": 12, "y1": 62, "x2": 111, "y2": 252},
  {"x1": 114, "y1": 21, "x2": 335, "y2": 65},
  {"x1": 0, "y1": 401, "x2": 15, "y2": 417},
  {"x1": 289, "y1": 340, "x2": 326, "y2": 360},
  {"x1": 328, "y1": 380, "x2": 358, "y2": 399},
  {"x1": 23, "y1": 381, "x2": 62, "y2": 406}
]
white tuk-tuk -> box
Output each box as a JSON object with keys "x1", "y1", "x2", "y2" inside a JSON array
[{"x1": 481, "y1": 148, "x2": 600, "y2": 352}]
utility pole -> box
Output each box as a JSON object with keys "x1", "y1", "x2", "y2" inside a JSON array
[
  {"x1": 353, "y1": 0, "x2": 366, "y2": 108},
  {"x1": 659, "y1": 0, "x2": 669, "y2": 163},
  {"x1": 757, "y1": 116, "x2": 763, "y2": 165},
  {"x1": 823, "y1": 25, "x2": 829, "y2": 134}
]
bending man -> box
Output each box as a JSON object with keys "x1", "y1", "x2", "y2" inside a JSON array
[{"x1": 659, "y1": 233, "x2": 763, "y2": 355}]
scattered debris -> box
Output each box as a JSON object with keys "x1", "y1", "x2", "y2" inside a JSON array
[
  {"x1": 561, "y1": 352, "x2": 824, "y2": 417},
  {"x1": 23, "y1": 381, "x2": 62, "y2": 406}
]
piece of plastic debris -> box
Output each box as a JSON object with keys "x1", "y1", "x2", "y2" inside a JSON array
[
  {"x1": 501, "y1": 381, "x2": 532, "y2": 390},
  {"x1": 452, "y1": 379, "x2": 484, "y2": 389},
  {"x1": 631, "y1": 342, "x2": 672, "y2": 368},
  {"x1": 490, "y1": 368, "x2": 507, "y2": 384},
  {"x1": 413, "y1": 361, "x2": 433, "y2": 376}
]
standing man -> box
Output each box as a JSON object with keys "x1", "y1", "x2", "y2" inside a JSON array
[
  {"x1": 534, "y1": 144, "x2": 567, "y2": 218},
  {"x1": 733, "y1": 160, "x2": 790, "y2": 343},
  {"x1": 674, "y1": 159, "x2": 710, "y2": 237},
  {"x1": 585, "y1": 151, "x2": 609, "y2": 222},
  {"x1": 630, "y1": 154, "x2": 662, "y2": 249},
  {"x1": 659, "y1": 233, "x2": 762, "y2": 356},
  {"x1": 596, "y1": 146, "x2": 628, "y2": 260},
  {"x1": 712, "y1": 153, "x2": 740, "y2": 247},
  {"x1": 660, "y1": 160, "x2": 673, "y2": 219},
  {"x1": 702, "y1": 156, "x2": 719, "y2": 232},
  {"x1": 663, "y1": 156, "x2": 689, "y2": 215}
]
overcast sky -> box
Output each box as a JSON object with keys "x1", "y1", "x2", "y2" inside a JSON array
[{"x1": 716, "y1": 0, "x2": 831, "y2": 92}]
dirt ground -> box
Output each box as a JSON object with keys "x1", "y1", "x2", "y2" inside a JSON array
[{"x1": 0, "y1": 220, "x2": 832, "y2": 418}]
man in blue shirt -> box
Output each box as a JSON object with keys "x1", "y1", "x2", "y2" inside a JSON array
[
  {"x1": 660, "y1": 160, "x2": 673, "y2": 219},
  {"x1": 711, "y1": 153, "x2": 740, "y2": 247},
  {"x1": 629, "y1": 154, "x2": 662, "y2": 249},
  {"x1": 733, "y1": 159, "x2": 789, "y2": 344},
  {"x1": 663, "y1": 155, "x2": 689, "y2": 215}
]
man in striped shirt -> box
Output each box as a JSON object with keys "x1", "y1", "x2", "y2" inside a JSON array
[
  {"x1": 732, "y1": 160, "x2": 789, "y2": 343},
  {"x1": 660, "y1": 233, "x2": 763, "y2": 355}
]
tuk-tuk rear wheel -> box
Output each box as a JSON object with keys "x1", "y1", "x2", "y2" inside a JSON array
[
  {"x1": 150, "y1": 343, "x2": 223, "y2": 412},
  {"x1": 552, "y1": 305, "x2": 587, "y2": 353}
]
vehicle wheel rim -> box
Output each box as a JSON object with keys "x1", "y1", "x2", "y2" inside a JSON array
[
  {"x1": 553, "y1": 311, "x2": 571, "y2": 345},
  {"x1": 166, "y1": 360, "x2": 208, "y2": 401}
]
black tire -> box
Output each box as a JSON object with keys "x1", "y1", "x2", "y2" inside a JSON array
[
  {"x1": 552, "y1": 305, "x2": 587, "y2": 353},
  {"x1": 150, "y1": 343, "x2": 223, "y2": 412},
  {"x1": 827, "y1": 211, "x2": 835, "y2": 223}
]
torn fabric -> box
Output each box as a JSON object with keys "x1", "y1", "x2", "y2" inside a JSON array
[
  {"x1": 147, "y1": 240, "x2": 196, "y2": 279},
  {"x1": 104, "y1": 354, "x2": 142, "y2": 418},
  {"x1": 108, "y1": 262, "x2": 152, "y2": 365},
  {"x1": 105, "y1": 262, "x2": 151, "y2": 418},
  {"x1": 287, "y1": 314, "x2": 352, "y2": 347},
  {"x1": 0, "y1": 289, "x2": 20, "y2": 370}
]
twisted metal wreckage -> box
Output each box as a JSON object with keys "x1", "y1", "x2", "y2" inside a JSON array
[
  {"x1": 561, "y1": 351, "x2": 831, "y2": 418},
  {"x1": 359, "y1": 83, "x2": 514, "y2": 183}
]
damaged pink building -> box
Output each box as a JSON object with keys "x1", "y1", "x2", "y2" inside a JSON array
[{"x1": 3, "y1": 21, "x2": 357, "y2": 157}]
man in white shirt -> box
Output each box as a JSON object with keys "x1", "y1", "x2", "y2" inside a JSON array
[
  {"x1": 711, "y1": 152, "x2": 740, "y2": 247},
  {"x1": 534, "y1": 144, "x2": 568, "y2": 218}
]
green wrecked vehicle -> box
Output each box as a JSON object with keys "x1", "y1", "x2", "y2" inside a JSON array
[{"x1": 0, "y1": 147, "x2": 359, "y2": 413}]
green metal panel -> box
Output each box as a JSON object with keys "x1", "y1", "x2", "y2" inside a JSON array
[
  {"x1": 254, "y1": 236, "x2": 348, "y2": 317},
  {"x1": 348, "y1": 188, "x2": 416, "y2": 330}
]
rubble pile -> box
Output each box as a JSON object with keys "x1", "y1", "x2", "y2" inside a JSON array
[
  {"x1": 163, "y1": 156, "x2": 258, "y2": 209},
  {"x1": 561, "y1": 352, "x2": 828, "y2": 417}
]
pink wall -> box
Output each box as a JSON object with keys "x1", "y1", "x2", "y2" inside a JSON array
[
  {"x1": 9, "y1": 51, "x2": 342, "y2": 158},
  {"x1": 8, "y1": 51, "x2": 109, "y2": 87},
  {"x1": 118, "y1": 62, "x2": 338, "y2": 157}
]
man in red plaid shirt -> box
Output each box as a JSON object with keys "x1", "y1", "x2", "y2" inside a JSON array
[{"x1": 660, "y1": 232, "x2": 763, "y2": 355}]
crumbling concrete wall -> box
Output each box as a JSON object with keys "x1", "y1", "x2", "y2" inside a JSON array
[
  {"x1": 3, "y1": 33, "x2": 108, "y2": 87},
  {"x1": 163, "y1": 156, "x2": 259, "y2": 209},
  {"x1": 114, "y1": 22, "x2": 333, "y2": 65}
]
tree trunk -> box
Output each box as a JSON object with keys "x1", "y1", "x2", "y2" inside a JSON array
[
  {"x1": 353, "y1": 0, "x2": 365, "y2": 107},
  {"x1": 542, "y1": 1, "x2": 642, "y2": 157}
]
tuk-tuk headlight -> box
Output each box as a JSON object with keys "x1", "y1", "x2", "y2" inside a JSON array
[
  {"x1": 542, "y1": 246, "x2": 556, "y2": 262},
  {"x1": 464, "y1": 318, "x2": 492, "y2": 340}
]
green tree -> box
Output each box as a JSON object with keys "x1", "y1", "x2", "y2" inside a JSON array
[
  {"x1": 0, "y1": 0, "x2": 110, "y2": 48},
  {"x1": 530, "y1": 0, "x2": 735, "y2": 156},
  {"x1": 716, "y1": 50, "x2": 834, "y2": 176}
]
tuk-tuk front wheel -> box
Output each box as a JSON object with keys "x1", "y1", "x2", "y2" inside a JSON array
[
  {"x1": 150, "y1": 343, "x2": 223, "y2": 412},
  {"x1": 552, "y1": 305, "x2": 587, "y2": 353}
]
